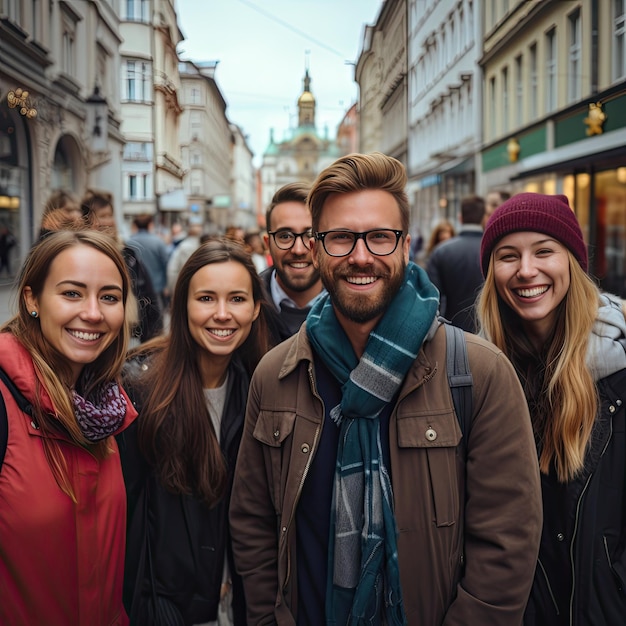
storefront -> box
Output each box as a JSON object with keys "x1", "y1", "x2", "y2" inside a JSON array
[{"x1": 482, "y1": 87, "x2": 626, "y2": 298}]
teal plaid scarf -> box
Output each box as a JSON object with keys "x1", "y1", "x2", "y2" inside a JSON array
[{"x1": 306, "y1": 262, "x2": 439, "y2": 626}]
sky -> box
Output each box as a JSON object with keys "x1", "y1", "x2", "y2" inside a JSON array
[{"x1": 175, "y1": 0, "x2": 383, "y2": 167}]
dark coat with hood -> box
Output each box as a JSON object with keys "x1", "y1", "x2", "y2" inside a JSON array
[
  {"x1": 117, "y1": 356, "x2": 248, "y2": 626},
  {"x1": 524, "y1": 294, "x2": 626, "y2": 626}
]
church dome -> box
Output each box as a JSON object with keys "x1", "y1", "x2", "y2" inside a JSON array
[{"x1": 298, "y1": 91, "x2": 315, "y2": 104}]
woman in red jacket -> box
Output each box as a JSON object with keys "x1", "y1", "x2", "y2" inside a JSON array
[{"x1": 0, "y1": 229, "x2": 137, "y2": 625}]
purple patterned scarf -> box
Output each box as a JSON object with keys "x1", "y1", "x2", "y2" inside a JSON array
[{"x1": 72, "y1": 382, "x2": 127, "y2": 442}]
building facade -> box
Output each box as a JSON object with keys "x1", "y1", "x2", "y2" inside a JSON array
[
  {"x1": 119, "y1": 0, "x2": 185, "y2": 227},
  {"x1": 259, "y1": 69, "x2": 341, "y2": 210},
  {"x1": 406, "y1": 0, "x2": 481, "y2": 238},
  {"x1": 481, "y1": 0, "x2": 626, "y2": 296},
  {"x1": 0, "y1": 0, "x2": 124, "y2": 269},
  {"x1": 178, "y1": 59, "x2": 233, "y2": 232}
]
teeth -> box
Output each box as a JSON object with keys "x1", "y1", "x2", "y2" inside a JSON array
[
  {"x1": 210, "y1": 329, "x2": 235, "y2": 337},
  {"x1": 290, "y1": 262, "x2": 308, "y2": 269},
  {"x1": 69, "y1": 330, "x2": 101, "y2": 341},
  {"x1": 517, "y1": 286, "x2": 548, "y2": 297},
  {"x1": 347, "y1": 276, "x2": 377, "y2": 285}
]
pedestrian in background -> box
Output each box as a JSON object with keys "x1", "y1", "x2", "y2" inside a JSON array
[
  {"x1": 420, "y1": 218, "x2": 455, "y2": 265},
  {"x1": 0, "y1": 225, "x2": 16, "y2": 276},
  {"x1": 0, "y1": 230, "x2": 137, "y2": 625},
  {"x1": 483, "y1": 189, "x2": 511, "y2": 227},
  {"x1": 82, "y1": 190, "x2": 163, "y2": 343},
  {"x1": 119, "y1": 239, "x2": 276, "y2": 625},
  {"x1": 260, "y1": 182, "x2": 325, "y2": 342},
  {"x1": 40, "y1": 189, "x2": 83, "y2": 238},
  {"x1": 127, "y1": 214, "x2": 170, "y2": 309},
  {"x1": 479, "y1": 192, "x2": 626, "y2": 626},
  {"x1": 427, "y1": 195, "x2": 486, "y2": 332},
  {"x1": 230, "y1": 152, "x2": 541, "y2": 625}
]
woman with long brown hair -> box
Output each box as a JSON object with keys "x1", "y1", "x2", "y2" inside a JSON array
[
  {"x1": 0, "y1": 230, "x2": 136, "y2": 625},
  {"x1": 478, "y1": 193, "x2": 626, "y2": 626},
  {"x1": 119, "y1": 238, "x2": 275, "y2": 625}
]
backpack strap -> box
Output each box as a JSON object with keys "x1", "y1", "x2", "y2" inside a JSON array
[
  {"x1": 442, "y1": 322, "x2": 474, "y2": 454},
  {"x1": 0, "y1": 367, "x2": 34, "y2": 470}
]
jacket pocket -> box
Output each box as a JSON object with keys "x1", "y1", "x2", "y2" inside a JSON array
[
  {"x1": 396, "y1": 410, "x2": 461, "y2": 527},
  {"x1": 253, "y1": 410, "x2": 297, "y2": 514}
]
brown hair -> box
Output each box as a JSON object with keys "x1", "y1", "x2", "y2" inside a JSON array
[
  {"x1": 426, "y1": 219, "x2": 456, "y2": 256},
  {"x1": 2, "y1": 230, "x2": 132, "y2": 498},
  {"x1": 132, "y1": 238, "x2": 275, "y2": 505},
  {"x1": 308, "y1": 152, "x2": 409, "y2": 233},
  {"x1": 265, "y1": 182, "x2": 310, "y2": 231}
]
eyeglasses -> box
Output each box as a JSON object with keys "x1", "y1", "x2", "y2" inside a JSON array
[
  {"x1": 267, "y1": 228, "x2": 314, "y2": 250},
  {"x1": 315, "y1": 229, "x2": 404, "y2": 257}
]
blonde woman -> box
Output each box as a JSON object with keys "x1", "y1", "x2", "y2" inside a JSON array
[{"x1": 478, "y1": 192, "x2": 626, "y2": 626}]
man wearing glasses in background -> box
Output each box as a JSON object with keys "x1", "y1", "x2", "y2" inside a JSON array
[
  {"x1": 261, "y1": 182, "x2": 325, "y2": 341},
  {"x1": 231, "y1": 152, "x2": 542, "y2": 626}
]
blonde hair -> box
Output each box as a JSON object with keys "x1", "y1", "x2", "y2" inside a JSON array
[{"x1": 477, "y1": 250, "x2": 599, "y2": 481}]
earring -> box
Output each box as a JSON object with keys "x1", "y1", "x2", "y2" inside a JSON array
[{"x1": 30, "y1": 311, "x2": 38, "y2": 318}]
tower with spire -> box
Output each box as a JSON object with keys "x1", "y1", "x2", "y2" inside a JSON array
[{"x1": 260, "y1": 58, "x2": 347, "y2": 213}]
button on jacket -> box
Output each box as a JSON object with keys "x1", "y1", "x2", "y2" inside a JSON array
[{"x1": 230, "y1": 323, "x2": 542, "y2": 625}]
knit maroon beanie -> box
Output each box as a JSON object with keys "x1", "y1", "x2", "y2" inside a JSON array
[{"x1": 480, "y1": 192, "x2": 588, "y2": 276}]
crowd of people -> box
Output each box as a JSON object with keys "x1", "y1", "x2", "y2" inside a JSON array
[{"x1": 0, "y1": 152, "x2": 624, "y2": 626}]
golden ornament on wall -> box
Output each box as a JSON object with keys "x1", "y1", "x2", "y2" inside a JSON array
[
  {"x1": 507, "y1": 137, "x2": 520, "y2": 163},
  {"x1": 584, "y1": 102, "x2": 606, "y2": 136},
  {"x1": 7, "y1": 88, "x2": 37, "y2": 119}
]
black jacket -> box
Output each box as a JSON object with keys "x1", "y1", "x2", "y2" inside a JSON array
[
  {"x1": 426, "y1": 228, "x2": 483, "y2": 333},
  {"x1": 118, "y1": 358, "x2": 248, "y2": 625},
  {"x1": 123, "y1": 246, "x2": 163, "y2": 343},
  {"x1": 524, "y1": 367, "x2": 626, "y2": 626},
  {"x1": 259, "y1": 266, "x2": 311, "y2": 343}
]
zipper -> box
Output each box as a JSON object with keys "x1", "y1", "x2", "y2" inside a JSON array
[
  {"x1": 537, "y1": 558, "x2": 560, "y2": 616},
  {"x1": 568, "y1": 415, "x2": 613, "y2": 625},
  {"x1": 282, "y1": 361, "x2": 324, "y2": 592}
]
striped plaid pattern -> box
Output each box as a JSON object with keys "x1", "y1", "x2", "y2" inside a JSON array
[{"x1": 307, "y1": 262, "x2": 439, "y2": 625}]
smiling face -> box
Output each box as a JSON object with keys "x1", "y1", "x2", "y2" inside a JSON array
[
  {"x1": 312, "y1": 189, "x2": 410, "y2": 332},
  {"x1": 492, "y1": 231, "x2": 571, "y2": 343},
  {"x1": 266, "y1": 201, "x2": 321, "y2": 306},
  {"x1": 24, "y1": 244, "x2": 125, "y2": 386},
  {"x1": 187, "y1": 260, "x2": 260, "y2": 375}
]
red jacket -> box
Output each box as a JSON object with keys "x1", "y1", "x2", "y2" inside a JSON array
[{"x1": 0, "y1": 333, "x2": 137, "y2": 626}]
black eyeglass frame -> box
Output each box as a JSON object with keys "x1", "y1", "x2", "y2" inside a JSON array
[
  {"x1": 314, "y1": 229, "x2": 405, "y2": 257},
  {"x1": 267, "y1": 228, "x2": 314, "y2": 250}
]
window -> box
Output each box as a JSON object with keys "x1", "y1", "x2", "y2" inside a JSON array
[
  {"x1": 124, "y1": 0, "x2": 149, "y2": 22},
  {"x1": 489, "y1": 76, "x2": 496, "y2": 138},
  {"x1": 568, "y1": 10, "x2": 581, "y2": 101},
  {"x1": 502, "y1": 66, "x2": 509, "y2": 133},
  {"x1": 530, "y1": 43, "x2": 538, "y2": 119},
  {"x1": 124, "y1": 60, "x2": 151, "y2": 102},
  {"x1": 615, "y1": 0, "x2": 626, "y2": 80},
  {"x1": 61, "y1": 10, "x2": 78, "y2": 77},
  {"x1": 515, "y1": 55, "x2": 524, "y2": 126},
  {"x1": 123, "y1": 142, "x2": 152, "y2": 160},
  {"x1": 127, "y1": 173, "x2": 149, "y2": 200},
  {"x1": 546, "y1": 28, "x2": 557, "y2": 113},
  {"x1": 32, "y1": 0, "x2": 42, "y2": 42}
]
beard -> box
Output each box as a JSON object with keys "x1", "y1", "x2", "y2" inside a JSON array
[
  {"x1": 320, "y1": 259, "x2": 406, "y2": 324},
  {"x1": 274, "y1": 262, "x2": 320, "y2": 293}
]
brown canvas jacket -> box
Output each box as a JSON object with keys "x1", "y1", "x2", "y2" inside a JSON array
[{"x1": 230, "y1": 322, "x2": 542, "y2": 625}]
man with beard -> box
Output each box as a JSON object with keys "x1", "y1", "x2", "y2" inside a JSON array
[
  {"x1": 261, "y1": 182, "x2": 325, "y2": 341},
  {"x1": 230, "y1": 153, "x2": 542, "y2": 626}
]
